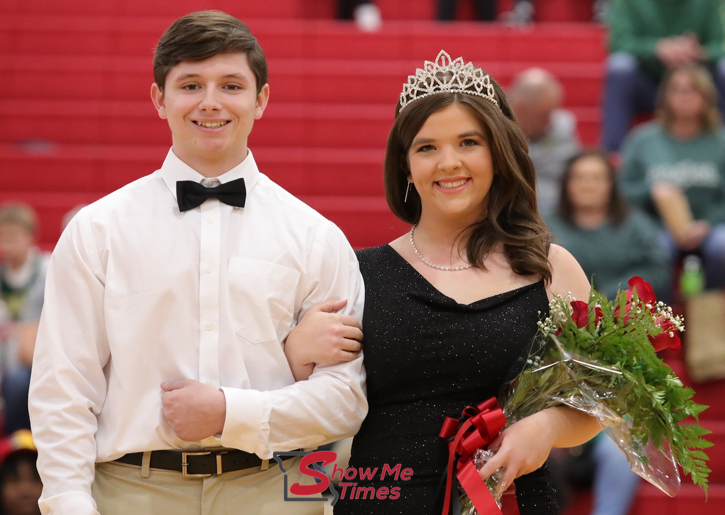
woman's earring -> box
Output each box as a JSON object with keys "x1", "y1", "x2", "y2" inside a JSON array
[{"x1": 405, "y1": 182, "x2": 412, "y2": 203}]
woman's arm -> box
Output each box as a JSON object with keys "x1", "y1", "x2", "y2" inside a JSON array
[
  {"x1": 284, "y1": 299, "x2": 363, "y2": 381},
  {"x1": 477, "y1": 244, "x2": 600, "y2": 489}
]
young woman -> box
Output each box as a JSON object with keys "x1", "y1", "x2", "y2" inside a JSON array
[
  {"x1": 287, "y1": 52, "x2": 601, "y2": 514},
  {"x1": 547, "y1": 150, "x2": 671, "y2": 301},
  {"x1": 620, "y1": 64, "x2": 725, "y2": 290}
]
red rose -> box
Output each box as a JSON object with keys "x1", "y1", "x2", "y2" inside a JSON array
[
  {"x1": 650, "y1": 315, "x2": 682, "y2": 352},
  {"x1": 617, "y1": 277, "x2": 658, "y2": 324},
  {"x1": 571, "y1": 301, "x2": 589, "y2": 328},
  {"x1": 570, "y1": 301, "x2": 603, "y2": 329},
  {"x1": 626, "y1": 276, "x2": 657, "y2": 305},
  {"x1": 650, "y1": 331, "x2": 682, "y2": 352}
]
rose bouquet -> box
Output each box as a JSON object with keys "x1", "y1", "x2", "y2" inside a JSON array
[{"x1": 443, "y1": 277, "x2": 711, "y2": 515}]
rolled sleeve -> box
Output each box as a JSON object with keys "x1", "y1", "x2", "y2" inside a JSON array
[{"x1": 39, "y1": 491, "x2": 99, "y2": 515}]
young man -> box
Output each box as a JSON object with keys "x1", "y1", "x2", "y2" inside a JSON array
[{"x1": 28, "y1": 11, "x2": 366, "y2": 515}]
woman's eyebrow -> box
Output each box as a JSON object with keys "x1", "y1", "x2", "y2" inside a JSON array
[
  {"x1": 458, "y1": 130, "x2": 486, "y2": 139},
  {"x1": 411, "y1": 137, "x2": 435, "y2": 146}
]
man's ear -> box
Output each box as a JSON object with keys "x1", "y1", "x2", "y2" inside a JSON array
[
  {"x1": 150, "y1": 83, "x2": 167, "y2": 120},
  {"x1": 254, "y1": 83, "x2": 270, "y2": 120}
]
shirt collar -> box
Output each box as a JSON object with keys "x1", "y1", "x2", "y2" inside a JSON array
[{"x1": 159, "y1": 148, "x2": 261, "y2": 201}]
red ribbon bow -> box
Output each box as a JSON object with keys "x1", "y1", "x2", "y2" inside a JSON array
[{"x1": 439, "y1": 397, "x2": 507, "y2": 515}]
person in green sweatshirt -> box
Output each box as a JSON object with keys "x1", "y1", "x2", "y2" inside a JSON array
[
  {"x1": 548, "y1": 150, "x2": 671, "y2": 301},
  {"x1": 602, "y1": 0, "x2": 725, "y2": 152},
  {"x1": 619, "y1": 64, "x2": 725, "y2": 290}
]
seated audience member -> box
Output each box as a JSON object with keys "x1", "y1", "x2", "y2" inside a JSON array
[
  {"x1": 619, "y1": 64, "x2": 725, "y2": 291},
  {"x1": 502, "y1": 1, "x2": 608, "y2": 23},
  {"x1": 0, "y1": 430, "x2": 41, "y2": 515},
  {"x1": 547, "y1": 150, "x2": 671, "y2": 300},
  {"x1": 546, "y1": 150, "x2": 669, "y2": 515},
  {"x1": 509, "y1": 68, "x2": 580, "y2": 215},
  {"x1": 437, "y1": 0, "x2": 497, "y2": 21},
  {"x1": 338, "y1": 0, "x2": 382, "y2": 31},
  {"x1": 602, "y1": 0, "x2": 725, "y2": 152},
  {"x1": 0, "y1": 204, "x2": 49, "y2": 434}
]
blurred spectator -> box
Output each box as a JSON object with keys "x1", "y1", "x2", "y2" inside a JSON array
[
  {"x1": 437, "y1": 0, "x2": 497, "y2": 21},
  {"x1": 602, "y1": 0, "x2": 725, "y2": 152},
  {"x1": 547, "y1": 150, "x2": 668, "y2": 515},
  {"x1": 338, "y1": 0, "x2": 382, "y2": 32},
  {"x1": 509, "y1": 68, "x2": 581, "y2": 215},
  {"x1": 547, "y1": 150, "x2": 671, "y2": 300},
  {"x1": 619, "y1": 64, "x2": 725, "y2": 290},
  {"x1": 0, "y1": 204, "x2": 50, "y2": 435},
  {"x1": 0, "y1": 430, "x2": 41, "y2": 515},
  {"x1": 502, "y1": 1, "x2": 608, "y2": 23}
]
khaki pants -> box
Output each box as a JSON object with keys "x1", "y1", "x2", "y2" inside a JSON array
[{"x1": 93, "y1": 456, "x2": 330, "y2": 515}]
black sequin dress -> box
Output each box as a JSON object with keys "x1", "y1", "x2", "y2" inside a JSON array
[{"x1": 335, "y1": 245, "x2": 559, "y2": 515}]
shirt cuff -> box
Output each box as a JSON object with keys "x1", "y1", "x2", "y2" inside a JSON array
[
  {"x1": 219, "y1": 387, "x2": 267, "y2": 454},
  {"x1": 39, "y1": 491, "x2": 99, "y2": 515}
]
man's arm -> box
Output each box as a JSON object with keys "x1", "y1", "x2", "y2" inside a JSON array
[
  {"x1": 29, "y1": 212, "x2": 108, "y2": 515},
  {"x1": 700, "y1": 0, "x2": 725, "y2": 62},
  {"x1": 220, "y1": 223, "x2": 367, "y2": 457},
  {"x1": 607, "y1": 0, "x2": 661, "y2": 60}
]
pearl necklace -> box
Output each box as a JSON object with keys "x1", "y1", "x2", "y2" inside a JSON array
[{"x1": 409, "y1": 225, "x2": 474, "y2": 271}]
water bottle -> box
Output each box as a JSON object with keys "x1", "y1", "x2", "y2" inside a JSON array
[{"x1": 680, "y1": 255, "x2": 705, "y2": 297}]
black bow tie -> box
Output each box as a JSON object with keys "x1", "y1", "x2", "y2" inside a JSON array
[{"x1": 176, "y1": 178, "x2": 247, "y2": 212}]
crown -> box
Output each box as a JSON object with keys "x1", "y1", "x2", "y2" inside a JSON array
[{"x1": 398, "y1": 50, "x2": 499, "y2": 112}]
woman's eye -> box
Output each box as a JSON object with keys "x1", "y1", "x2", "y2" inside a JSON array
[
  {"x1": 417, "y1": 145, "x2": 434, "y2": 152},
  {"x1": 462, "y1": 139, "x2": 479, "y2": 147}
]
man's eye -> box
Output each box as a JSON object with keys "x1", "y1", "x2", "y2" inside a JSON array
[
  {"x1": 225, "y1": 84, "x2": 243, "y2": 91},
  {"x1": 183, "y1": 84, "x2": 200, "y2": 91}
]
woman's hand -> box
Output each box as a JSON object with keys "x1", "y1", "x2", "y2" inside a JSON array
[
  {"x1": 284, "y1": 299, "x2": 363, "y2": 381},
  {"x1": 477, "y1": 406, "x2": 601, "y2": 494},
  {"x1": 476, "y1": 409, "x2": 558, "y2": 495}
]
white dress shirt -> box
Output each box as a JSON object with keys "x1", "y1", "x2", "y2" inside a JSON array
[{"x1": 28, "y1": 149, "x2": 367, "y2": 515}]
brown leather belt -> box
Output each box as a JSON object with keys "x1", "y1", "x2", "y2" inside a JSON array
[{"x1": 115, "y1": 449, "x2": 263, "y2": 478}]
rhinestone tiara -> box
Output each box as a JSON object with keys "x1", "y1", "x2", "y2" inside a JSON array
[{"x1": 398, "y1": 50, "x2": 499, "y2": 112}]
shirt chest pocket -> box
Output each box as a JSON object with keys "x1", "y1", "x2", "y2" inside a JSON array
[{"x1": 227, "y1": 257, "x2": 301, "y2": 344}]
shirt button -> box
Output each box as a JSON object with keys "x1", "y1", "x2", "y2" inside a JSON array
[
  {"x1": 206, "y1": 324, "x2": 213, "y2": 331},
  {"x1": 207, "y1": 218, "x2": 214, "y2": 224},
  {"x1": 205, "y1": 381, "x2": 213, "y2": 387},
  {"x1": 206, "y1": 266, "x2": 213, "y2": 273}
]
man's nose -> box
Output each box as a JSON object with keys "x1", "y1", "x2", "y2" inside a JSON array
[{"x1": 199, "y1": 88, "x2": 222, "y2": 110}]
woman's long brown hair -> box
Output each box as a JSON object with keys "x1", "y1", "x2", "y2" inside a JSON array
[{"x1": 384, "y1": 74, "x2": 552, "y2": 283}]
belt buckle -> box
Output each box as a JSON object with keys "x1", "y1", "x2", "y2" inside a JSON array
[{"x1": 181, "y1": 451, "x2": 212, "y2": 478}]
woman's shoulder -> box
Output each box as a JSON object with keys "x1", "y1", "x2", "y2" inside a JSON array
[
  {"x1": 355, "y1": 244, "x2": 394, "y2": 268},
  {"x1": 626, "y1": 121, "x2": 663, "y2": 144},
  {"x1": 543, "y1": 212, "x2": 569, "y2": 233},
  {"x1": 547, "y1": 244, "x2": 591, "y2": 302}
]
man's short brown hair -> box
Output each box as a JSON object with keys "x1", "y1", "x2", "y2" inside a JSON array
[{"x1": 153, "y1": 10, "x2": 268, "y2": 94}]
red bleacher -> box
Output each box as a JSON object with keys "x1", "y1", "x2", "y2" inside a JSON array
[{"x1": 0, "y1": 3, "x2": 722, "y2": 513}]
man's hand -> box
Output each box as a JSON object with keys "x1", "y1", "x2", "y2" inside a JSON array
[
  {"x1": 656, "y1": 35, "x2": 703, "y2": 68},
  {"x1": 680, "y1": 220, "x2": 711, "y2": 250},
  {"x1": 285, "y1": 299, "x2": 363, "y2": 367},
  {"x1": 161, "y1": 380, "x2": 226, "y2": 441}
]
